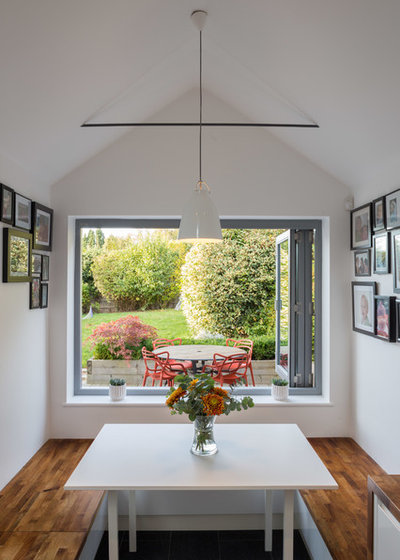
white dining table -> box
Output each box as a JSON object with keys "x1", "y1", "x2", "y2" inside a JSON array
[
  {"x1": 65, "y1": 423, "x2": 337, "y2": 560},
  {"x1": 153, "y1": 344, "x2": 246, "y2": 374}
]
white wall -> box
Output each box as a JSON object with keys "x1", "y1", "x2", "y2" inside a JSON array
[
  {"x1": 0, "y1": 153, "x2": 50, "y2": 490},
  {"x1": 352, "y1": 184, "x2": 400, "y2": 473},
  {"x1": 49, "y1": 91, "x2": 352, "y2": 439}
]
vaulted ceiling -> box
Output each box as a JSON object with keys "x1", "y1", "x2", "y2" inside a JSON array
[{"x1": 1, "y1": 0, "x2": 400, "y2": 193}]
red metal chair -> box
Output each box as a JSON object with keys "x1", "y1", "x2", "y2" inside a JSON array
[
  {"x1": 142, "y1": 348, "x2": 188, "y2": 387},
  {"x1": 202, "y1": 352, "x2": 249, "y2": 387},
  {"x1": 152, "y1": 338, "x2": 192, "y2": 370},
  {"x1": 226, "y1": 339, "x2": 255, "y2": 386}
]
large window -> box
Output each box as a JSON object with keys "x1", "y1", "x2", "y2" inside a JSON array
[{"x1": 73, "y1": 219, "x2": 322, "y2": 396}]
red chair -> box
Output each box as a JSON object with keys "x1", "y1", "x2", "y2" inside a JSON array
[
  {"x1": 226, "y1": 339, "x2": 255, "y2": 386},
  {"x1": 142, "y1": 348, "x2": 188, "y2": 387},
  {"x1": 202, "y1": 352, "x2": 249, "y2": 387},
  {"x1": 153, "y1": 338, "x2": 192, "y2": 370}
]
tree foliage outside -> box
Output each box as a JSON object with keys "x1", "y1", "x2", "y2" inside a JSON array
[
  {"x1": 181, "y1": 229, "x2": 280, "y2": 338},
  {"x1": 91, "y1": 230, "x2": 187, "y2": 311},
  {"x1": 81, "y1": 229, "x2": 104, "y2": 313}
]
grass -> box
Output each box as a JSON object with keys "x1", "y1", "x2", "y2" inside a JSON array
[{"x1": 81, "y1": 309, "x2": 191, "y2": 367}]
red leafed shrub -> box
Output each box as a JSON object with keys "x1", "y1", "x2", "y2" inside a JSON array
[{"x1": 88, "y1": 315, "x2": 157, "y2": 360}]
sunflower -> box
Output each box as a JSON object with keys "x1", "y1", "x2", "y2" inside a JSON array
[
  {"x1": 188, "y1": 379, "x2": 199, "y2": 390},
  {"x1": 212, "y1": 387, "x2": 229, "y2": 398},
  {"x1": 166, "y1": 386, "x2": 186, "y2": 408},
  {"x1": 201, "y1": 393, "x2": 225, "y2": 416}
]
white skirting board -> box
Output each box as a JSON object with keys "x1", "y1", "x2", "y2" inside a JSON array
[{"x1": 294, "y1": 491, "x2": 332, "y2": 560}]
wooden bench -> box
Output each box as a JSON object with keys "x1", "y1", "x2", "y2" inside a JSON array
[
  {"x1": 0, "y1": 439, "x2": 103, "y2": 560},
  {"x1": 300, "y1": 438, "x2": 387, "y2": 560}
]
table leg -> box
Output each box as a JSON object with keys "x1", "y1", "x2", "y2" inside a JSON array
[
  {"x1": 264, "y1": 490, "x2": 272, "y2": 551},
  {"x1": 283, "y1": 489, "x2": 294, "y2": 560},
  {"x1": 108, "y1": 490, "x2": 119, "y2": 560},
  {"x1": 128, "y1": 490, "x2": 137, "y2": 552},
  {"x1": 191, "y1": 360, "x2": 198, "y2": 375}
]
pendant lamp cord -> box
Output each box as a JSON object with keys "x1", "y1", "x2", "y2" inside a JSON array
[{"x1": 199, "y1": 29, "x2": 203, "y2": 183}]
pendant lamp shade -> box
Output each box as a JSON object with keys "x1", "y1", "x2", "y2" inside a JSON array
[{"x1": 178, "y1": 182, "x2": 222, "y2": 243}]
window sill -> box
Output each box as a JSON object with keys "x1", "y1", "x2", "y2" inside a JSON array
[{"x1": 64, "y1": 395, "x2": 332, "y2": 407}]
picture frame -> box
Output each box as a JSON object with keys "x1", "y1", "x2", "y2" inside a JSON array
[
  {"x1": 375, "y1": 295, "x2": 396, "y2": 342},
  {"x1": 392, "y1": 229, "x2": 400, "y2": 293},
  {"x1": 40, "y1": 283, "x2": 49, "y2": 308},
  {"x1": 41, "y1": 254, "x2": 49, "y2": 281},
  {"x1": 386, "y1": 189, "x2": 400, "y2": 230},
  {"x1": 352, "y1": 281, "x2": 377, "y2": 336},
  {"x1": 32, "y1": 253, "x2": 42, "y2": 277},
  {"x1": 2, "y1": 228, "x2": 32, "y2": 283},
  {"x1": 397, "y1": 301, "x2": 400, "y2": 342},
  {"x1": 351, "y1": 203, "x2": 372, "y2": 249},
  {"x1": 29, "y1": 277, "x2": 41, "y2": 309},
  {"x1": 14, "y1": 193, "x2": 32, "y2": 231},
  {"x1": 354, "y1": 249, "x2": 371, "y2": 276},
  {"x1": 373, "y1": 231, "x2": 390, "y2": 274},
  {"x1": 373, "y1": 196, "x2": 386, "y2": 231},
  {"x1": 0, "y1": 184, "x2": 14, "y2": 225},
  {"x1": 32, "y1": 202, "x2": 53, "y2": 251}
]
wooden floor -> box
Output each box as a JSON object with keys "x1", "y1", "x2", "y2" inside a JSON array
[
  {"x1": 300, "y1": 437, "x2": 387, "y2": 560},
  {"x1": 0, "y1": 439, "x2": 103, "y2": 560}
]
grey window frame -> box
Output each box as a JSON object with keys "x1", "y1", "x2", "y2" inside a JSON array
[{"x1": 74, "y1": 218, "x2": 322, "y2": 396}]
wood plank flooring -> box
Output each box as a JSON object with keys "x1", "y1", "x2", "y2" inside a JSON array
[
  {"x1": 300, "y1": 437, "x2": 387, "y2": 560},
  {"x1": 0, "y1": 439, "x2": 104, "y2": 560}
]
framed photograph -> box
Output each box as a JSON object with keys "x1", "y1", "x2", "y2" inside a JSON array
[
  {"x1": 375, "y1": 296, "x2": 396, "y2": 342},
  {"x1": 354, "y1": 249, "x2": 371, "y2": 276},
  {"x1": 29, "y1": 277, "x2": 41, "y2": 309},
  {"x1": 41, "y1": 255, "x2": 49, "y2": 281},
  {"x1": 373, "y1": 232, "x2": 390, "y2": 274},
  {"x1": 32, "y1": 253, "x2": 42, "y2": 277},
  {"x1": 2, "y1": 228, "x2": 32, "y2": 282},
  {"x1": 392, "y1": 229, "x2": 400, "y2": 293},
  {"x1": 14, "y1": 193, "x2": 32, "y2": 230},
  {"x1": 351, "y1": 203, "x2": 372, "y2": 249},
  {"x1": 352, "y1": 281, "x2": 377, "y2": 336},
  {"x1": 386, "y1": 189, "x2": 400, "y2": 230},
  {"x1": 373, "y1": 196, "x2": 386, "y2": 231},
  {"x1": 0, "y1": 184, "x2": 14, "y2": 225},
  {"x1": 41, "y1": 283, "x2": 49, "y2": 308},
  {"x1": 32, "y1": 202, "x2": 53, "y2": 251}
]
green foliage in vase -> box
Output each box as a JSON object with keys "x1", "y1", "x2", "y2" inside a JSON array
[
  {"x1": 271, "y1": 377, "x2": 288, "y2": 386},
  {"x1": 109, "y1": 377, "x2": 126, "y2": 386}
]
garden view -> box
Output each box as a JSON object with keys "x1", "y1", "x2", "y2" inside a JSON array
[{"x1": 81, "y1": 228, "x2": 285, "y2": 387}]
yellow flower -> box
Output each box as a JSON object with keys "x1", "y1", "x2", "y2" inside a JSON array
[
  {"x1": 202, "y1": 393, "x2": 225, "y2": 416},
  {"x1": 188, "y1": 379, "x2": 199, "y2": 390},
  {"x1": 212, "y1": 387, "x2": 229, "y2": 398},
  {"x1": 166, "y1": 386, "x2": 186, "y2": 408}
]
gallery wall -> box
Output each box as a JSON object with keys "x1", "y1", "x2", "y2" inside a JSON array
[{"x1": 0, "y1": 152, "x2": 50, "y2": 490}]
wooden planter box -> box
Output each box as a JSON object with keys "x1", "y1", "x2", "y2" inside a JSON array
[{"x1": 86, "y1": 359, "x2": 276, "y2": 387}]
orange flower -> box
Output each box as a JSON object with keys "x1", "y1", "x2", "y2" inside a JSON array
[
  {"x1": 212, "y1": 387, "x2": 229, "y2": 398},
  {"x1": 202, "y1": 393, "x2": 225, "y2": 416},
  {"x1": 188, "y1": 379, "x2": 199, "y2": 390},
  {"x1": 166, "y1": 387, "x2": 186, "y2": 408}
]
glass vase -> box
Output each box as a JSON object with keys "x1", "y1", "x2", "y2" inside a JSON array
[{"x1": 191, "y1": 416, "x2": 218, "y2": 456}]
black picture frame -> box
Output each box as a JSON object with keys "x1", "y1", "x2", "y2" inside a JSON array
[
  {"x1": 396, "y1": 301, "x2": 400, "y2": 342},
  {"x1": 386, "y1": 189, "x2": 400, "y2": 230},
  {"x1": 14, "y1": 193, "x2": 32, "y2": 231},
  {"x1": 29, "y1": 277, "x2": 41, "y2": 309},
  {"x1": 373, "y1": 196, "x2": 386, "y2": 231},
  {"x1": 41, "y1": 255, "x2": 49, "y2": 281},
  {"x1": 375, "y1": 295, "x2": 396, "y2": 342},
  {"x1": 2, "y1": 228, "x2": 32, "y2": 283},
  {"x1": 392, "y1": 229, "x2": 400, "y2": 294},
  {"x1": 373, "y1": 231, "x2": 390, "y2": 274},
  {"x1": 0, "y1": 184, "x2": 14, "y2": 225},
  {"x1": 354, "y1": 249, "x2": 371, "y2": 276},
  {"x1": 351, "y1": 203, "x2": 372, "y2": 250},
  {"x1": 32, "y1": 202, "x2": 53, "y2": 251},
  {"x1": 40, "y1": 282, "x2": 49, "y2": 308},
  {"x1": 352, "y1": 281, "x2": 377, "y2": 336},
  {"x1": 32, "y1": 253, "x2": 42, "y2": 277}
]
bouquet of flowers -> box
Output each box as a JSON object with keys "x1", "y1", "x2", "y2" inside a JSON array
[{"x1": 166, "y1": 373, "x2": 254, "y2": 455}]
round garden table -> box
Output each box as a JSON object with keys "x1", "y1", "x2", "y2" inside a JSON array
[{"x1": 153, "y1": 344, "x2": 246, "y2": 375}]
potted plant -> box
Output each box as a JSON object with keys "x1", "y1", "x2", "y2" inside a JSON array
[
  {"x1": 166, "y1": 373, "x2": 254, "y2": 456},
  {"x1": 109, "y1": 377, "x2": 127, "y2": 401},
  {"x1": 271, "y1": 377, "x2": 289, "y2": 401}
]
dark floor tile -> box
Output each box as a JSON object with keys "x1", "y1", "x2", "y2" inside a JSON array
[
  {"x1": 169, "y1": 531, "x2": 219, "y2": 560},
  {"x1": 220, "y1": 539, "x2": 273, "y2": 560},
  {"x1": 219, "y1": 529, "x2": 264, "y2": 542},
  {"x1": 271, "y1": 530, "x2": 310, "y2": 560}
]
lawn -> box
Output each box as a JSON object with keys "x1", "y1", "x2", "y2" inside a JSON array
[{"x1": 81, "y1": 309, "x2": 191, "y2": 367}]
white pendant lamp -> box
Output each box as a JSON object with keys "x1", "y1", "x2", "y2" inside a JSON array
[{"x1": 178, "y1": 10, "x2": 222, "y2": 243}]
